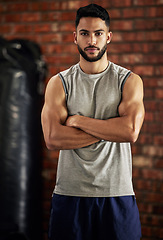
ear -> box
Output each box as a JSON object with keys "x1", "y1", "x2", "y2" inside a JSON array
[
  {"x1": 73, "y1": 32, "x2": 77, "y2": 44},
  {"x1": 107, "y1": 31, "x2": 113, "y2": 44}
]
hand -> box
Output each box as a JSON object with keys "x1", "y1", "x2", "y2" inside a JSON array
[{"x1": 66, "y1": 115, "x2": 81, "y2": 128}]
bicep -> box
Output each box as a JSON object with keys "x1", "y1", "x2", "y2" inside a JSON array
[
  {"x1": 118, "y1": 73, "x2": 145, "y2": 130},
  {"x1": 41, "y1": 75, "x2": 68, "y2": 140}
]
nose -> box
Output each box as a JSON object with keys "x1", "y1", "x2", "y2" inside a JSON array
[{"x1": 88, "y1": 34, "x2": 96, "y2": 45}]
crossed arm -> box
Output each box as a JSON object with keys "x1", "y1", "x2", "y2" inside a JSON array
[{"x1": 41, "y1": 73, "x2": 145, "y2": 150}]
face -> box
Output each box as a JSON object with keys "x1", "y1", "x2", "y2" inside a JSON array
[{"x1": 74, "y1": 17, "x2": 112, "y2": 62}]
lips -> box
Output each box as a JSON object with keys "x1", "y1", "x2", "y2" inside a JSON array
[
  {"x1": 84, "y1": 46, "x2": 100, "y2": 51},
  {"x1": 84, "y1": 47, "x2": 100, "y2": 55},
  {"x1": 86, "y1": 48, "x2": 97, "y2": 53}
]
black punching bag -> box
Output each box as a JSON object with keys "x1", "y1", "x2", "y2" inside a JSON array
[{"x1": 0, "y1": 38, "x2": 47, "y2": 240}]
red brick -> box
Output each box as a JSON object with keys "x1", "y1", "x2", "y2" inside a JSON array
[
  {"x1": 143, "y1": 123, "x2": 161, "y2": 134},
  {"x1": 48, "y1": 2, "x2": 64, "y2": 11},
  {"x1": 155, "y1": 159, "x2": 163, "y2": 168},
  {"x1": 155, "y1": 112, "x2": 163, "y2": 122},
  {"x1": 108, "y1": 54, "x2": 120, "y2": 64},
  {"x1": 144, "y1": 54, "x2": 163, "y2": 64},
  {"x1": 46, "y1": 55, "x2": 77, "y2": 65},
  {"x1": 138, "y1": 134, "x2": 153, "y2": 144},
  {"x1": 122, "y1": 8, "x2": 144, "y2": 18},
  {"x1": 33, "y1": 24, "x2": 52, "y2": 33},
  {"x1": 49, "y1": 1, "x2": 90, "y2": 11},
  {"x1": 111, "y1": 32, "x2": 123, "y2": 42},
  {"x1": 13, "y1": 25, "x2": 33, "y2": 33},
  {"x1": 146, "y1": 31, "x2": 163, "y2": 41},
  {"x1": 156, "y1": 0, "x2": 163, "y2": 4},
  {"x1": 0, "y1": 3, "x2": 6, "y2": 12},
  {"x1": 142, "y1": 226, "x2": 163, "y2": 238},
  {"x1": 134, "y1": 179, "x2": 152, "y2": 191},
  {"x1": 141, "y1": 214, "x2": 163, "y2": 226},
  {"x1": 40, "y1": 33, "x2": 62, "y2": 43},
  {"x1": 67, "y1": 0, "x2": 90, "y2": 10},
  {"x1": 158, "y1": 102, "x2": 163, "y2": 111},
  {"x1": 7, "y1": 3, "x2": 28, "y2": 12},
  {"x1": 6, "y1": 34, "x2": 40, "y2": 43},
  {"x1": 45, "y1": 44, "x2": 77, "y2": 55},
  {"x1": 108, "y1": 9, "x2": 121, "y2": 19},
  {"x1": 132, "y1": 168, "x2": 141, "y2": 178},
  {"x1": 144, "y1": 89, "x2": 155, "y2": 98},
  {"x1": 155, "y1": 66, "x2": 163, "y2": 76},
  {"x1": 152, "y1": 181, "x2": 163, "y2": 192},
  {"x1": 137, "y1": 202, "x2": 153, "y2": 213},
  {"x1": 5, "y1": 13, "x2": 21, "y2": 22},
  {"x1": 109, "y1": 43, "x2": 132, "y2": 53},
  {"x1": 146, "y1": 6, "x2": 163, "y2": 17},
  {"x1": 62, "y1": 33, "x2": 74, "y2": 43},
  {"x1": 155, "y1": 89, "x2": 163, "y2": 99},
  {"x1": 41, "y1": 12, "x2": 61, "y2": 22},
  {"x1": 111, "y1": 20, "x2": 133, "y2": 31},
  {"x1": 141, "y1": 169, "x2": 163, "y2": 180},
  {"x1": 112, "y1": 0, "x2": 132, "y2": 7},
  {"x1": 61, "y1": 11, "x2": 76, "y2": 21},
  {"x1": 153, "y1": 204, "x2": 163, "y2": 215},
  {"x1": 132, "y1": 43, "x2": 162, "y2": 53},
  {"x1": 145, "y1": 101, "x2": 157, "y2": 111},
  {"x1": 120, "y1": 53, "x2": 143, "y2": 64},
  {"x1": 135, "y1": 19, "x2": 163, "y2": 30},
  {"x1": 48, "y1": 150, "x2": 59, "y2": 159},
  {"x1": 29, "y1": 2, "x2": 50, "y2": 11},
  {"x1": 100, "y1": 0, "x2": 113, "y2": 8},
  {"x1": 122, "y1": 32, "x2": 146, "y2": 42},
  {"x1": 60, "y1": 22, "x2": 75, "y2": 32},
  {"x1": 133, "y1": 0, "x2": 156, "y2": 6},
  {"x1": 42, "y1": 160, "x2": 58, "y2": 169},
  {"x1": 0, "y1": 25, "x2": 11, "y2": 33},
  {"x1": 154, "y1": 136, "x2": 163, "y2": 145},
  {"x1": 22, "y1": 12, "x2": 41, "y2": 22},
  {"x1": 144, "y1": 78, "x2": 162, "y2": 88},
  {"x1": 133, "y1": 156, "x2": 153, "y2": 167},
  {"x1": 133, "y1": 66, "x2": 154, "y2": 76},
  {"x1": 142, "y1": 145, "x2": 163, "y2": 157},
  {"x1": 146, "y1": 193, "x2": 163, "y2": 204}
]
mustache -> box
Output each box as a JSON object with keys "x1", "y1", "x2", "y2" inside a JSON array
[{"x1": 84, "y1": 46, "x2": 100, "y2": 51}]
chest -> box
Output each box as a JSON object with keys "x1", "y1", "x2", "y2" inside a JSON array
[{"x1": 66, "y1": 76, "x2": 121, "y2": 120}]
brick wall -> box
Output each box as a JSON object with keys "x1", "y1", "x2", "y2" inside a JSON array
[{"x1": 0, "y1": 0, "x2": 163, "y2": 239}]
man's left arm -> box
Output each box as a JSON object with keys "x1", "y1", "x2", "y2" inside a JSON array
[{"x1": 66, "y1": 73, "x2": 145, "y2": 143}]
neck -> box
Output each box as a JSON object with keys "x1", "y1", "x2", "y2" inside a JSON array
[{"x1": 79, "y1": 54, "x2": 109, "y2": 74}]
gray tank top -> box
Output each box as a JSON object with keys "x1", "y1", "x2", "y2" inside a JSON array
[{"x1": 54, "y1": 62, "x2": 135, "y2": 197}]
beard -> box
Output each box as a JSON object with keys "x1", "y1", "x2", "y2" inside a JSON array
[{"x1": 77, "y1": 44, "x2": 107, "y2": 62}]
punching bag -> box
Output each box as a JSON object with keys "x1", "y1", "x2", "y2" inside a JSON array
[{"x1": 0, "y1": 38, "x2": 47, "y2": 240}]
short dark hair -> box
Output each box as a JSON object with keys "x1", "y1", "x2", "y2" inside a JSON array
[{"x1": 75, "y1": 4, "x2": 110, "y2": 29}]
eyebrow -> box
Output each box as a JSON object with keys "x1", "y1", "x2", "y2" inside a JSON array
[{"x1": 79, "y1": 29, "x2": 105, "y2": 33}]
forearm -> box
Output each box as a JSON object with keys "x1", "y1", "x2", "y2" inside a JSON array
[
  {"x1": 66, "y1": 115, "x2": 139, "y2": 143},
  {"x1": 44, "y1": 123, "x2": 100, "y2": 150}
]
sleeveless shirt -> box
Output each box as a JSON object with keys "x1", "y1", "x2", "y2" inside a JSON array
[{"x1": 53, "y1": 61, "x2": 135, "y2": 197}]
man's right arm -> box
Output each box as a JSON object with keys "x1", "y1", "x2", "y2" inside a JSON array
[{"x1": 41, "y1": 75, "x2": 99, "y2": 150}]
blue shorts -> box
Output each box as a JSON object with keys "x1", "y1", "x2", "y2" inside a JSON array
[{"x1": 48, "y1": 194, "x2": 142, "y2": 240}]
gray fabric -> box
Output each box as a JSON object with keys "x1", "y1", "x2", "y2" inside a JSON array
[{"x1": 54, "y1": 62, "x2": 134, "y2": 197}]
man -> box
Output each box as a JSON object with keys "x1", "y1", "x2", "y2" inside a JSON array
[{"x1": 41, "y1": 4, "x2": 145, "y2": 240}]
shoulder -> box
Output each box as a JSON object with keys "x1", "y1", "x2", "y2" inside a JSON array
[
  {"x1": 59, "y1": 63, "x2": 79, "y2": 79},
  {"x1": 44, "y1": 74, "x2": 66, "y2": 107},
  {"x1": 125, "y1": 72, "x2": 143, "y2": 89},
  {"x1": 123, "y1": 72, "x2": 144, "y2": 100},
  {"x1": 46, "y1": 74, "x2": 61, "y2": 93},
  {"x1": 109, "y1": 62, "x2": 130, "y2": 76}
]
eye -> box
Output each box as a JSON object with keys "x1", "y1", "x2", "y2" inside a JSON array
[
  {"x1": 95, "y1": 32, "x2": 103, "y2": 36},
  {"x1": 80, "y1": 32, "x2": 89, "y2": 36}
]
